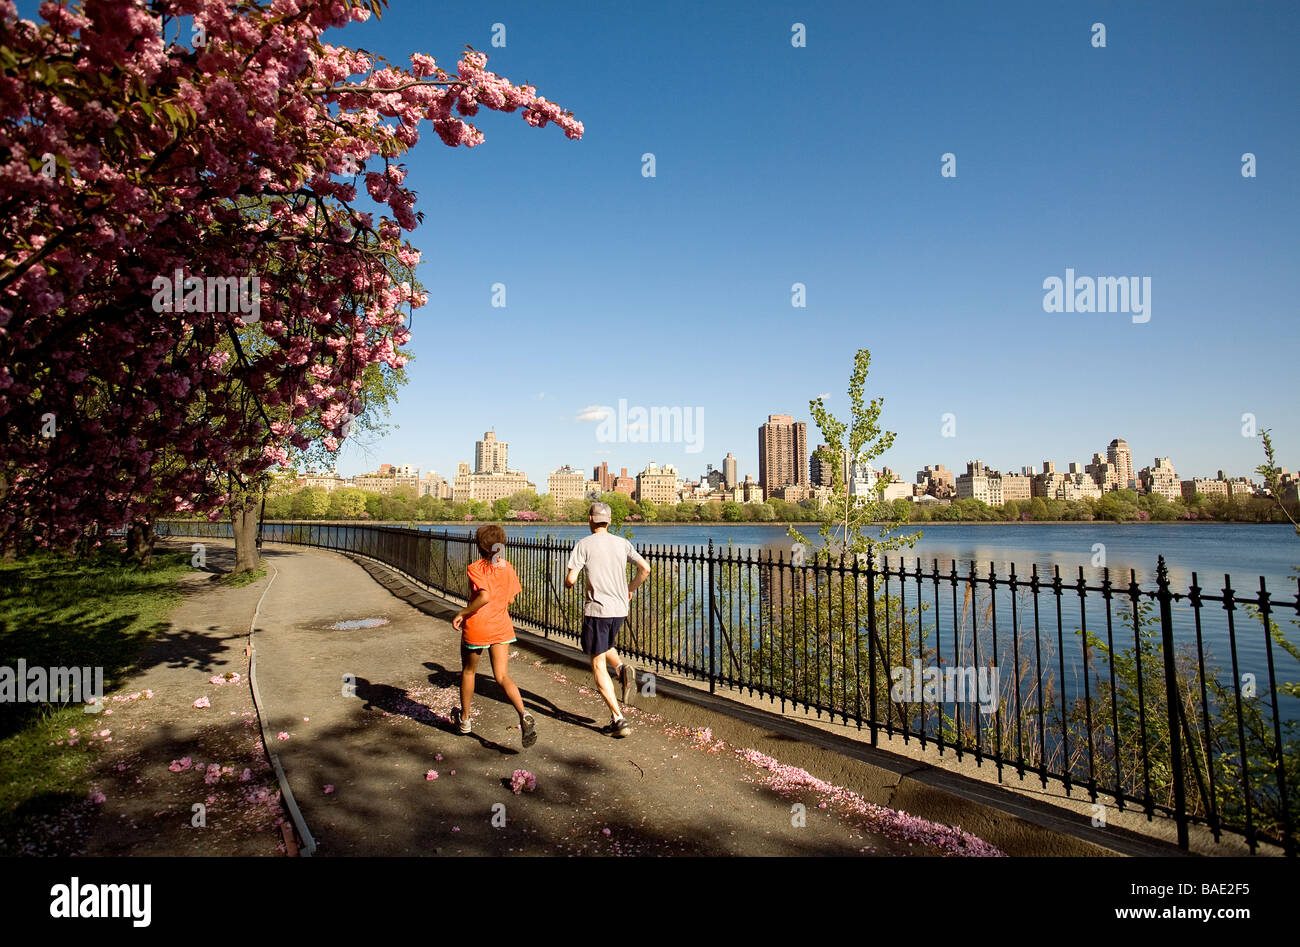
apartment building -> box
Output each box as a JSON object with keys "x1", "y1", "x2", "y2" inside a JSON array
[
  {"x1": 956, "y1": 461, "x2": 1004, "y2": 507},
  {"x1": 759, "y1": 414, "x2": 808, "y2": 500},
  {"x1": 548, "y1": 465, "x2": 588, "y2": 503},
  {"x1": 636, "y1": 462, "x2": 679, "y2": 505}
]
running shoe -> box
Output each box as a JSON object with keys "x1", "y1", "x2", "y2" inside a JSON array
[
  {"x1": 601, "y1": 716, "x2": 631, "y2": 738},
  {"x1": 452, "y1": 707, "x2": 471, "y2": 735},
  {"x1": 521, "y1": 712, "x2": 537, "y2": 748}
]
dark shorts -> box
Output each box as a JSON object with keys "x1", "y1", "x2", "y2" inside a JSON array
[{"x1": 580, "y1": 616, "x2": 626, "y2": 656}]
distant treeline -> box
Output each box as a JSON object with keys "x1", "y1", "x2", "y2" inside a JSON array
[{"x1": 255, "y1": 485, "x2": 1297, "y2": 526}]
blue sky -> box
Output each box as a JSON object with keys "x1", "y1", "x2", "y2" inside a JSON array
[
  {"x1": 326, "y1": 0, "x2": 1298, "y2": 486},
  {"x1": 36, "y1": 0, "x2": 1300, "y2": 486}
]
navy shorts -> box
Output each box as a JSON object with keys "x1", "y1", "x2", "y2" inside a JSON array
[{"x1": 580, "y1": 616, "x2": 625, "y2": 656}]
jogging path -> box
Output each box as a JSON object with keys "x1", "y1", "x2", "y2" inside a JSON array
[{"x1": 161, "y1": 539, "x2": 1180, "y2": 857}]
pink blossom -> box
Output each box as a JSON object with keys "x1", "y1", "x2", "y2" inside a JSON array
[
  {"x1": 0, "y1": 12, "x2": 579, "y2": 556},
  {"x1": 509, "y1": 769, "x2": 536, "y2": 794},
  {"x1": 425, "y1": 770, "x2": 438, "y2": 781},
  {"x1": 192, "y1": 696, "x2": 210, "y2": 709},
  {"x1": 277, "y1": 732, "x2": 290, "y2": 740},
  {"x1": 323, "y1": 785, "x2": 335, "y2": 794}
]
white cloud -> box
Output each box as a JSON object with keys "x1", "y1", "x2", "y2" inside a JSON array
[
  {"x1": 817, "y1": 392, "x2": 831, "y2": 400},
  {"x1": 533, "y1": 392, "x2": 546, "y2": 400},
  {"x1": 576, "y1": 404, "x2": 610, "y2": 423}
]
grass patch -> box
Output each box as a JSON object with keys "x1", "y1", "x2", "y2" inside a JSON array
[
  {"x1": 216, "y1": 565, "x2": 266, "y2": 588},
  {"x1": 0, "y1": 546, "x2": 189, "y2": 851}
]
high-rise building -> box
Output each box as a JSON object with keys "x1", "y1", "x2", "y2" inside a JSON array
[
  {"x1": 475, "y1": 429, "x2": 508, "y2": 474},
  {"x1": 593, "y1": 461, "x2": 613, "y2": 492},
  {"x1": 703, "y1": 464, "x2": 726, "y2": 489},
  {"x1": 1034, "y1": 462, "x2": 1101, "y2": 501},
  {"x1": 419, "y1": 473, "x2": 452, "y2": 499},
  {"x1": 723, "y1": 452, "x2": 737, "y2": 489},
  {"x1": 848, "y1": 461, "x2": 878, "y2": 500},
  {"x1": 355, "y1": 470, "x2": 397, "y2": 494},
  {"x1": 452, "y1": 458, "x2": 533, "y2": 503},
  {"x1": 636, "y1": 462, "x2": 679, "y2": 505},
  {"x1": 915, "y1": 464, "x2": 954, "y2": 499},
  {"x1": 956, "y1": 461, "x2": 1003, "y2": 507},
  {"x1": 548, "y1": 465, "x2": 587, "y2": 503},
  {"x1": 811, "y1": 444, "x2": 844, "y2": 487},
  {"x1": 612, "y1": 467, "x2": 636, "y2": 496},
  {"x1": 1138, "y1": 457, "x2": 1180, "y2": 501},
  {"x1": 452, "y1": 462, "x2": 472, "y2": 503},
  {"x1": 881, "y1": 480, "x2": 915, "y2": 502},
  {"x1": 1085, "y1": 452, "x2": 1120, "y2": 492},
  {"x1": 1108, "y1": 438, "x2": 1134, "y2": 491},
  {"x1": 1000, "y1": 473, "x2": 1033, "y2": 502},
  {"x1": 1182, "y1": 477, "x2": 1230, "y2": 500},
  {"x1": 759, "y1": 414, "x2": 807, "y2": 500}
]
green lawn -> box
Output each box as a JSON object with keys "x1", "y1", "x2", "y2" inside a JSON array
[{"x1": 0, "y1": 547, "x2": 189, "y2": 851}]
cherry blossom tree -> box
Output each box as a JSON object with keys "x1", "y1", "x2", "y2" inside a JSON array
[{"x1": 0, "y1": 0, "x2": 582, "y2": 567}]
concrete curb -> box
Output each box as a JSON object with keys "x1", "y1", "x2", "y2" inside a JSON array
[{"x1": 243, "y1": 563, "x2": 317, "y2": 857}]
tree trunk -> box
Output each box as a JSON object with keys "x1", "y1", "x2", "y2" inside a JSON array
[
  {"x1": 231, "y1": 497, "x2": 261, "y2": 573},
  {"x1": 139, "y1": 521, "x2": 154, "y2": 568},
  {"x1": 126, "y1": 520, "x2": 155, "y2": 567},
  {"x1": 0, "y1": 472, "x2": 12, "y2": 561},
  {"x1": 126, "y1": 522, "x2": 142, "y2": 560}
]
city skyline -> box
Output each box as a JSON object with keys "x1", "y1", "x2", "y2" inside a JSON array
[
  {"x1": 321, "y1": 415, "x2": 1284, "y2": 490},
  {"x1": 314, "y1": 419, "x2": 1281, "y2": 500}
]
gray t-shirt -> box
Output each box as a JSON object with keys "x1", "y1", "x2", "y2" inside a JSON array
[{"x1": 566, "y1": 531, "x2": 649, "y2": 618}]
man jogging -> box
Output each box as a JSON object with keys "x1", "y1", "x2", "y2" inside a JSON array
[{"x1": 564, "y1": 501, "x2": 651, "y2": 737}]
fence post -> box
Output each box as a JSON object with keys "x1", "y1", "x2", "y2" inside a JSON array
[
  {"x1": 708, "y1": 539, "x2": 717, "y2": 694},
  {"x1": 1156, "y1": 555, "x2": 1189, "y2": 850},
  {"x1": 866, "y1": 546, "x2": 877, "y2": 747},
  {"x1": 543, "y1": 536, "x2": 551, "y2": 639}
]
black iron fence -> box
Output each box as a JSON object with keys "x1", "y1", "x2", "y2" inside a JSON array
[{"x1": 157, "y1": 519, "x2": 1299, "y2": 855}]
